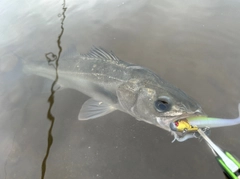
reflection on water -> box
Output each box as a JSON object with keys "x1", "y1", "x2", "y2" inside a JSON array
[
  {"x1": 0, "y1": 0, "x2": 240, "y2": 179},
  {"x1": 41, "y1": 1, "x2": 67, "y2": 179}
]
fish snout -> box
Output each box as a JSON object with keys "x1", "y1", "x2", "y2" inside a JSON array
[
  {"x1": 185, "y1": 103, "x2": 205, "y2": 116},
  {"x1": 193, "y1": 108, "x2": 206, "y2": 116}
]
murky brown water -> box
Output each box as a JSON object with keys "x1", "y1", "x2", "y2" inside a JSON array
[{"x1": 1, "y1": 0, "x2": 240, "y2": 178}]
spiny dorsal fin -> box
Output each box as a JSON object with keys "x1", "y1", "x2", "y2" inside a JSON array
[{"x1": 82, "y1": 47, "x2": 120, "y2": 62}]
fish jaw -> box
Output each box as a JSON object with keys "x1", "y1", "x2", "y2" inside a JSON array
[
  {"x1": 155, "y1": 108, "x2": 205, "y2": 131},
  {"x1": 153, "y1": 110, "x2": 206, "y2": 142}
]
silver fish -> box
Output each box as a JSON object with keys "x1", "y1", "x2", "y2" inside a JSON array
[{"x1": 23, "y1": 47, "x2": 205, "y2": 141}]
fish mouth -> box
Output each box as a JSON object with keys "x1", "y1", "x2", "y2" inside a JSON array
[
  {"x1": 156, "y1": 108, "x2": 206, "y2": 132},
  {"x1": 168, "y1": 109, "x2": 206, "y2": 141},
  {"x1": 164, "y1": 110, "x2": 206, "y2": 131}
]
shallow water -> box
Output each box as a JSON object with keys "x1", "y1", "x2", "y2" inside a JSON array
[{"x1": 1, "y1": 0, "x2": 240, "y2": 178}]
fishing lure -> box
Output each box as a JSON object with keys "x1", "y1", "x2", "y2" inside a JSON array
[{"x1": 170, "y1": 103, "x2": 240, "y2": 141}]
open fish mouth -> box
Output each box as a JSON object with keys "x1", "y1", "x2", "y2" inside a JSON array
[
  {"x1": 161, "y1": 109, "x2": 206, "y2": 132},
  {"x1": 169, "y1": 109, "x2": 207, "y2": 133}
]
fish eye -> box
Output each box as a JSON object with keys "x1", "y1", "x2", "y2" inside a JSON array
[{"x1": 154, "y1": 97, "x2": 171, "y2": 112}]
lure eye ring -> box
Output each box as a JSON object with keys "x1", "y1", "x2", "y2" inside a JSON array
[{"x1": 154, "y1": 97, "x2": 171, "y2": 112}]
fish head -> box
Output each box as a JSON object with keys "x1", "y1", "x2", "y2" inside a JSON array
[{"x1": 128, "y1": 82, "x2": 205, "y2": 131}]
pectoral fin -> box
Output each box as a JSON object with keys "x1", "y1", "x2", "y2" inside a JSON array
[{"x1": 78, "y1": 98, "x2": 116, "y2": 120}]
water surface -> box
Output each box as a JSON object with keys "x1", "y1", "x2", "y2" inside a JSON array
[{"x1": 1, "y1": 0, "x2": 240, "y2": 178}]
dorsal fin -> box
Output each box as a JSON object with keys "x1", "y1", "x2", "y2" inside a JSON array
[{"x1": 82, "y1": 47, "x2": 120, "y2": 62}]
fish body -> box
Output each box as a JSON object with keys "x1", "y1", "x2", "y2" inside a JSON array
[{"x1": 24, "y1": 47, "x2": 204, "y2": 138}]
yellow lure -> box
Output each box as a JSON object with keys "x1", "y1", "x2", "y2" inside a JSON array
[{"x1": 170, "y1": 119, "x2": 198, "y2": 132}]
